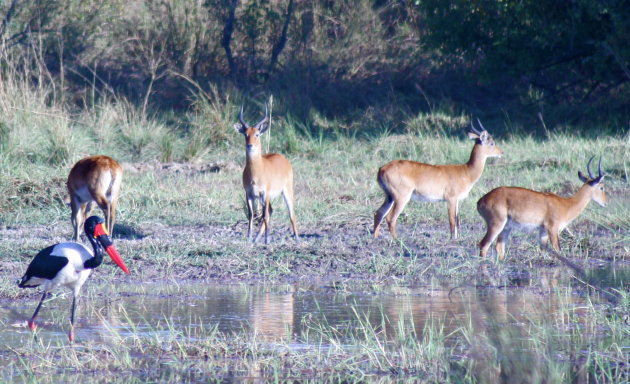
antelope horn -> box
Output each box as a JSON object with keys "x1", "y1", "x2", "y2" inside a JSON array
[
  {"x1": 239, "y1": 105, "x2": 248, "y2": 127},
  {"x1": 586, "y1": 155, "x2": 595, "y2": 179},
  {"x1": 470, "y1": 119, "x2": 481, "y2": 135},
  {"x1": 598, "y1": 156, "x2": 605, "y2": 178},
  {"x1": 255, "y1": 103, "x2": 269, "y2": 127},
  {"x1": 476, "y1": 118, "x2": 487, "y2": 132}
]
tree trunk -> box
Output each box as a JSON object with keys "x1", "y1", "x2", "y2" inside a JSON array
[
  {"x1": 269, "y1": 0, "x2": 294, "y2": 73},
  {"x1": 222, "y1": 0, "x2": 239, "y2": 79}
]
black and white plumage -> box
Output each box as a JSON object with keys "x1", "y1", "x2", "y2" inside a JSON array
[{"x1": 18, "y1": 216, "x2": 129, "y2": 342}]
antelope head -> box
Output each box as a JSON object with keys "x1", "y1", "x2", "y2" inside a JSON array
[
  {"x1": 578, "y1": 156, "x2": 607, "y2": 207},
  {"x1": 467, "y1": 118, "x2": 503, "y2": 158},
  {"x1": 233, "y1": 104, "x2": 270, "y2": 156}
]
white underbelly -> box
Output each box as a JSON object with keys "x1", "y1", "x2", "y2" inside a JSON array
[
  {"x1": 412, "y1": 192, "x2": 443, "y2": 203},
  {"x1": 506, "y1": 219, "x2": 541, "y2": 233},
  {"x1": 247, "y1": 184, "x2": 265, "y2": 197},
  {"x1": 74, "y1": 185, "x2": 93, "y2": 203},
  {"x1": 247, "y1": 184, "x2": 282, "y2": 200}
]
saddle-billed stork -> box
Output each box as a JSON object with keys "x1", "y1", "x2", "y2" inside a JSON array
[{"x1": 18, "y1": 216, "x2": 129, "y2": 342}]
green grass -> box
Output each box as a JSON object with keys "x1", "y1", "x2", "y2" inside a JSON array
[
  {"x1": 0, "y1": 80, "x2": 627, "y2": 287},
  {"x1": 0, "y1": 74, "x2": 627, "y2": 231}
]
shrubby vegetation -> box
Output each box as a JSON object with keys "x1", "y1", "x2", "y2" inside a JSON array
[{"x1": 0, "y1": 0, "x2": 627, "y2": 152}]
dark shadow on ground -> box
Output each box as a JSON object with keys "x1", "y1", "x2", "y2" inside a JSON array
[
  {"x1": 298, "y1": 233, "x2": 323, "y2": 239},
  {"x1": 113, "y1": 223, "x2": 145, "y2": 240}
]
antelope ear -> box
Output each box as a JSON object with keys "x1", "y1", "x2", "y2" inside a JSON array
[
  {"x1": 233, "y1": 122, "x2": 246, "y2": 134},
  {"x1": 578, "y1": 171, "x2": 589, "y2": 183},
  {"x1": 256, "y1": 120, "x2": 269, "y2": 134},
  {"x1": 478, "y1": 130, "x2": 490, "y2": 144},
  {"x1": 468, "y1": 131, "x2": 480, "y2": 140},
  {"x1": 588, "y1": 174, "x2": 605, "y2": 186}
]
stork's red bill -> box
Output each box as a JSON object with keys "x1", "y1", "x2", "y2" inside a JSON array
[{"x1": 94, "y1": 222, "x2": 129, "y2": 274}]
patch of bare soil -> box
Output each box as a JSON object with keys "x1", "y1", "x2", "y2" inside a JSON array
[{"x1": 2, "y1": 215, "x2": 626, "y2": 299}]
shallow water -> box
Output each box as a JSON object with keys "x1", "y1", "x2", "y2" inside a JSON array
[{"x1": 2, "y1": 265, "x2": 626, "y2": 349}]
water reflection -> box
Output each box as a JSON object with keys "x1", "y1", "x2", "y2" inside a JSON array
[
  {"x1": 250, "y1": 285, "x2": 295, "y2": 340},
  {"x1": 0, "y1": 265, "x2": 626, "y2": 348}
]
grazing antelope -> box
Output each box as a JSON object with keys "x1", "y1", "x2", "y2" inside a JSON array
[
  {"x1": 18, "y1": 216, "x2": 129, "y2": 342},
  {"x1": 67, "y1": 155, "x2": 123, "y2": 241},
  {"x1": 374, "y1": 120, "x2": 502, "y2": 240},
  {"x1": 477, "y1": 157, "x2": 607, "y2": 260},
  {"x1": 233, "y1": 103, "x2": 298, "y2": 244}
]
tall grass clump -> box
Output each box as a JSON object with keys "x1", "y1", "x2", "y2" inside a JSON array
[
  {"x1": 0, "y1": 65, "x2": 77, "y2": 166},
  {"x1": 404, "y1": 109, "x2": 469, "y2": 137},
  {"x1": 183, "y1": 87, "x2": 239, "y2": 161},
  {"x1": 79, "y1": 99, "x2": 180, "y2": 163}
]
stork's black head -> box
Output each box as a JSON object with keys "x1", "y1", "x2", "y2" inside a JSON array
[
  {"x1": 83, "y1": 215, "x2": 130, "y2": 274},
  {"x1": 84, "y1": 216, "x2": 106, "y2": 238}
]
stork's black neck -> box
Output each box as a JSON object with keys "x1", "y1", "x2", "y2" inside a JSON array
[{"x1": 83, "y1": 236, "x2": 105, "y2": 269}]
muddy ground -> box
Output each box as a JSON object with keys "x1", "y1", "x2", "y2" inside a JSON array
[
  {"x1": 2, "y1": 160, "x2": 627, "y2": 298},
  {"x1": 2, "y1": 212, "x2": 627, "y2": 302}
]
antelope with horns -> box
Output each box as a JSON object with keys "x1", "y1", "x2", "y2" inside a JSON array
[
  {"x1": 477, "y1": 156, "x2": 607, "y2": 260},
  {"x1": 233, "y1": 103, "x2": 298, "y2": 244},
  {"x1": 67, "y1": 155, "x2": 123, "y2": 241},
  {"x1": 374, "y1": 120, "x2": 502, "y2": 240}
]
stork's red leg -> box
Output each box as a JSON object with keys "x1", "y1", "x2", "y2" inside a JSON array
[
  {"x1": 28, "y1": 291, "x2": 47, "y2": 331},
  {"x1": 68, "y1": 295, "x2": 78, "y2": 342}
]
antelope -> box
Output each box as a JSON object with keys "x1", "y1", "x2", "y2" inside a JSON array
[
  {"x1": 233, "y1": 103, "x2": 298, "y2": 244},
  {"x1": 373, "y1": 120, "x2": 502, "y2": 240},
  {"x1": 67, "y1": 155, "x2": 123, "y2": 241},
  {"x1": 477, "y1": 157, "x2": 607, "y2": 260}
]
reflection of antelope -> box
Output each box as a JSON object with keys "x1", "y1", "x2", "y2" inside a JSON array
[
  {"x1": 383, "y1": 284, "x2": 560, "y2": 343},
  {"x1": 67, "y1": 156, "x2": 123, "y2": 241},
  {"x1": 250, "y1": 286, "x2": 294, "y2": 341},
  {"x1": 233, "y1": 103, "x2": 298, "y2": 244},
  {"x1": 374, "y1": 120, "x2": 502, "y2": 239},
  {"x1": 384, "y1": 284, "x2": 564, "y2": 383},
  {"x1": 477, "y1": 157, "x2": 607, "y2": 260}
]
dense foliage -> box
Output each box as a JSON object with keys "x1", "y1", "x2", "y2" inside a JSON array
[
  {"x1": 417, "y1": 0, "x2": 629, "y2": 119},
  {"x1": 0, "y1": 0, "x2": 628, "y2": 131}
]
